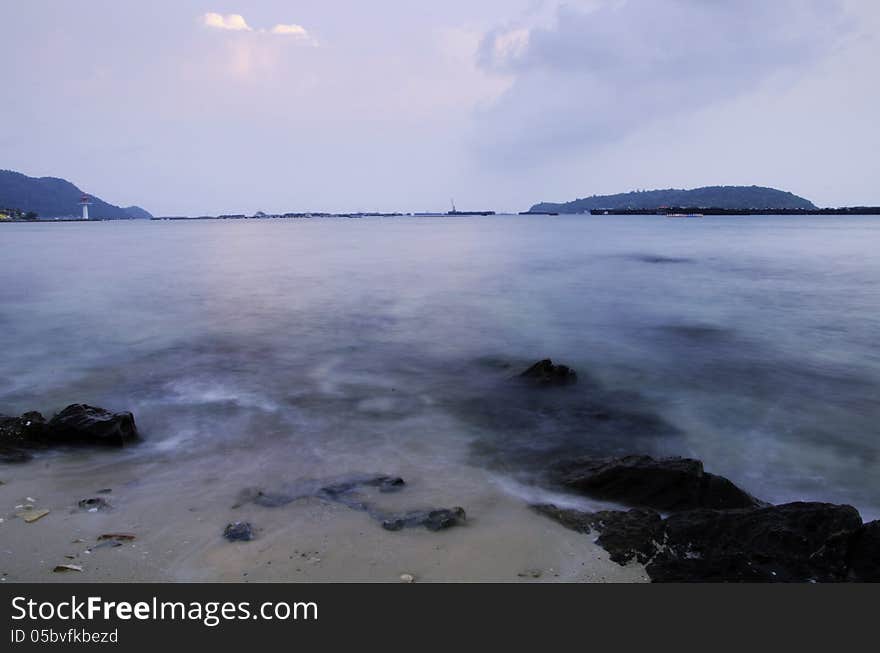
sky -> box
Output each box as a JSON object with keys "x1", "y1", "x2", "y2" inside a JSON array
[{"x1": 1, "y1": 0, "x2": 878, "y2": 215}]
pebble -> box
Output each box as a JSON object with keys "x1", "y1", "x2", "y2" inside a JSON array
[{"x1": 399, "y1": 573, "x2": 415, "y2": 583}]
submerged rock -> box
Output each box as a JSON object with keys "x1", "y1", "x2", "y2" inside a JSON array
[
  {"x1": 223, "y1": 522, "x2": 254, "y2": 542},
  {"x1": 534, "y1": 500, "x2": 872, "y2": 582},
  {"x1": 519, "y1": 359, "x2": 577, "y2": 386},
  {"x1": 381, "y1": 507, "x2": 466, "y2": 532},
  {"x1": 548, "y1": 455, "x2": 762, "y2": 511},
  {"x1": 236, "y1": 474, "x2": 465, "y2": 533}
]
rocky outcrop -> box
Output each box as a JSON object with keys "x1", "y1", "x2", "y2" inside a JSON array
[
  {"x1": 519, "y1": 359, "x2": 577, "y2": 386},
  {"x1": 381, "y1": 507, "x2": 466, "y2": 532},
  {"x1": 534, "y1": 452, "x2": 879, "y2": 582},
  {"x1": 548, "y1": 455, "x2": 762, "y2": 511},
  {"x1": 648, "y1": 502, "x2": 862, "y2": 582},
  {"x1": 846, "y1": 520, "x2": 880, "y2": 582},
  {"x1": 535, "y1": 499, "x2": 876, "y2": 582},
  {"x1": 0, "y1": 404, "x2": 138, "y2": 462},
  {"x1": 533, "y1": 505, "x2": 663, "y2": 565}
]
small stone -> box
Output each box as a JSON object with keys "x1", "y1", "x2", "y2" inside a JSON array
[
  {"x1": 223, "y1": 522, "x2": 254, "y2": 542},
  {"x1": 78, "y1": 497, "x2": 112, "y2": 512},
  {"x1": 399, "y1": 573, "x2": 415, "y2": 583}
]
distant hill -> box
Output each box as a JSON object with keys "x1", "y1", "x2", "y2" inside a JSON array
[
  {"x1": 0, "y1": 170, "x2": 152, "y2": 219},
  {"x1": 530, "y1": 186, "x2": 817, "y2": 213},
  {"x1": 122, "y1": 205, "x2": 153, "y2": 219}
]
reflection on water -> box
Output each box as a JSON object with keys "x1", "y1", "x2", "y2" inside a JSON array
[{"x1": 1, "y1": 215, "x2": 879, "y2": 519}]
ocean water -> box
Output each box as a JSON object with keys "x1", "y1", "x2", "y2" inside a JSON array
[{"x1": 2, "y1": 215, "x2": 879, "y2": 521}]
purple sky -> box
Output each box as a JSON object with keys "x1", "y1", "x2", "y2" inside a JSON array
[{"x1": 1, "y1": 0, "x2": 878, "y2": 215}]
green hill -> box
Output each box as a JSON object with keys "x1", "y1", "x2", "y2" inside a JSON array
[
  {"x1": 0, "y1": 169, "x2": 152, "y2": 219},
  {"x1": 530, "y1": 186, "x2": 816, "y2": 213}
]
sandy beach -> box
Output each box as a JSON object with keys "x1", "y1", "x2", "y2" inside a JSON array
[{"x1": 0, "y1": 451, "x2": 646, "y2": 583}]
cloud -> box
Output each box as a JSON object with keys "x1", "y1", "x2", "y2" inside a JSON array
[
  {"x1": 202, "y1": 12, "x2": 252, "y2": 32},
  {"x1": 474, "y1": 0, "x2": 852, "y2": 160},
  {"x1": 201, "y1": 13, "x2": 315, "y2": 44},
  {"x1": 270, "y1": 23, "x2": 310, "y2": 38},
  {"x1": 481, "y1": 28, "x2": 530, "y2": 69}
]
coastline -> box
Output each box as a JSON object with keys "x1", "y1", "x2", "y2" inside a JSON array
[{"x1": 0, "y1": 452, "x2": 647, "y2": 583}]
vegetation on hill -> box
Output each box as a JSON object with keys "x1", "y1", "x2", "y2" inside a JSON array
[
  {"x1": 0, "y1": 170, "x2": 152, "y2": 219},
  {"x1": 530, "y1": 186, "x2": 817, "y2": 213}
]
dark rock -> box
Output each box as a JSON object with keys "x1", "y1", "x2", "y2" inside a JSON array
[
  {"x1": 381, "y1": 507, "x2": 466, "y2": 532},
  {"x1": 46, "y1": 404, "x2": 138, "y2": 446},
  {"x1": 533, "y1": 500, "x2": 869, "y2": 582},
  {"x1": 78, "y1": 497, "x2": 112, "y2": 512},
  {"x1": 549, "y1": 455, "x2": 761, "y2": 511},
  {"x1": 846, "y1": 520, "x2": 880, "y2": 582},
  {"x1": 532, "y1": 504, "x2": 663, "y2": 565},
  {"x1": 0, "y1": 411, "x2": 47, "y2": 445},
  {"x1": 223, "y1": 522, "x2": 254, "y2": 542},
  {"x1": 519, "y1": 359, "x2": 577, "y2": 386},
  {"x1": 1, "y1": 412, "x2": 46, "y2": 462},
  {"x1": 648, "y1": 502, "x2": 863, "y2": 582},
  {"x1": 319, "y1": 475, "x2": 405, "y2": 499}
]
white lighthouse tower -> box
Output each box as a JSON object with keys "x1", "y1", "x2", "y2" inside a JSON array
[{"x1": 79, "y1": 194, "x2": 92, "y2": 220}]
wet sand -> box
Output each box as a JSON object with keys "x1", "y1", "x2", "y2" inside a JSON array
[{"x1": 0, "y1": 453, "x2": 646, "y2": 583}]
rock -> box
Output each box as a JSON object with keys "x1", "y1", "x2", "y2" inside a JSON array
[
  {"x1": 0, "y1": 411, "x2": 47, "y2": 443},
  {"x1": 846, "y1": 520, "x2": 880, "y2": 582},
  {"x1": 519, "y1": 359, "x2": 577, "y2": 386},
  {"x1": 534, "y1": 500, "x2": 870, "y2": 582},
  {"x1": 549, "y1": 455, "x2": 762, "y2": 511},
  {"x1": 648, "y1": 502, "x2": 863, "y2": 582},
  {"x1": 1, "y1": 405, "x2": 138, "y2": 457},
  {"x1": 46, "y1": 404, "x2": 138, "y2": 446},
  {"x1": 0, "y1": 412, "x2": 46, "y2": 461},
  {"x1": 319, "y1": 475, "x2": 406, "y2": 499},
  {"x1": 78, "y1": 497, "x2": 112, "y2": 512},
  {"x1": 237, "y1": 475, "x2": 464, "y2": 534},
  {"x1": 381, "y1": 507, "x2": 466, "y2": 532},
  {"x1": 223, "y1": 522, "x2": 254, "y2": 542},
  {"x1": 536, "y1": 500, "x2": 867, "y2": 582},
  {"x1": 399, "y1": 573, "x2": 415, "y2": 583},
  {"x1": 533, "y1": 504, "x2": 663, "y2": 565}
]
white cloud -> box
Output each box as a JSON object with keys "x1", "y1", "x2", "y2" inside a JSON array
[
  {"x1": 270, "y1": 23, "x2": 309, "y2": 38},
  {"x1": 202, "y1": 12, "x2": 252, "y2": 32}
]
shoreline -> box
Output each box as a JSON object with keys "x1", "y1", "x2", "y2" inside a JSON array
[{"x1": 0, "y1": 451, "x2": 647, "y2": 583}]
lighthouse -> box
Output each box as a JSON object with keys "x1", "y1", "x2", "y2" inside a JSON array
[{"x1": 79, "y1": 194, "x2": 92, "y2": 220}]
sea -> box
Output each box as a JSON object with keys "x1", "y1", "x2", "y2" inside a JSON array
[{"x1": 2, "y1": 214, "x2": 879, "y2": 522}]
